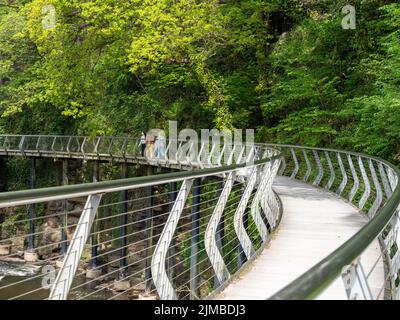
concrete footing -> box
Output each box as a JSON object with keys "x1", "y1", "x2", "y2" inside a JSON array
[
  {"x1": 138, "y1": 293, "x2": 158, "y2": 300},
  {"x1": 24, "y1": 251, "x2": 39, "y2": 262},
  {"x1": 55, "y1": 259, "x2": 64, "y2": 269},
  {"x1": 86, "y1": 268, "x2": 102, "y2": 279},
  {"x1": 0, "y1": 244, "x2": 11, "y2": 256},
  {"x1": 113, "y1": 279, "x2": 131, "y2": 292}
]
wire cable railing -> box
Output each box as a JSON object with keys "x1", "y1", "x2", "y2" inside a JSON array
[
  {"x1": 268, "y1": 145, "x2": 400, "y2": 300},
  {"x1": 0, "y1": 135, "x2": 399, "y2": 300},
  {"x1": 0, "y1": 134, "x2": 282, "y2": 300}
]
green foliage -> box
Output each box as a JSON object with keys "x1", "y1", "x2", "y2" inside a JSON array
[
  {"x1": 0, "y1": 0, "x2": 399, "y2": 161},
  {"x1": 337, "y1": 4, "x2": 400, "y2": 161},
  {"x1": 256, "y1": 1, "x2": 400, "y2": 163}
]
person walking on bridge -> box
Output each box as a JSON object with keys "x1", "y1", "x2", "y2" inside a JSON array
[
  {"x1": 139, "y1": 132, "x2": 146, "y2": 157},
  {"x1": 145, "y1": 133, "x2": 155, "y2": 160},
  {"x1": 154, "y1": 135, "x2": 166, "y2": 159}
]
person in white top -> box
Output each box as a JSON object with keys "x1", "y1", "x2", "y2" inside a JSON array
[{"x1": 157, "y1": 135, "x2": 166, "y2": 159}]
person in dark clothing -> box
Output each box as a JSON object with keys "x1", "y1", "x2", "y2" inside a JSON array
[{"x1": 139, "y1": 132, "x2": 146, "y2": 157}]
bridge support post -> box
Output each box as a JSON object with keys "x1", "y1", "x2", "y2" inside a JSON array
[
  {"x1": 25, "y1": 158, "x2": 38, "y2": 262},
  {"x1": 215, "y1": 177, "x2": 224, "y2": 288},
  {"x1": 217, "y1": 180, "x2": 225, "y2": 248},
  {"x1": 190, "y1": 177, "x2": 201, "y2": 299},
  {"x1": 341, "y1": 259, "x2": 373, "y2": 300},
  {"x1": 0, "y1": 157, "x2": 8, "y2": 243},
  {"x1": 60, "y1": 159, "x2": 68, "y2": 257},
  {"x1": 0, "y1": 213, "x2": 3, "y2": 244},
  {"x1": 237, "y1": 185, "x2": 247, "y2": 269},
  {"x1": 49, "y1": 194, "x2": 102, "y2": 300},
  {"x1": 167, "y1": 179, "x2": 178, "y2": 280},
  {"x1": 145, "y1": 166, "x2": 154, "y2": 293},
  {"x1": 87, "y1": 161, "x2": 101, "y2": 279},
  {"x1": 115, "y1": 163, "x2": 130, "y2": 290}
]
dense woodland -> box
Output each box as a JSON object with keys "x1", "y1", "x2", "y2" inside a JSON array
[{"x1": 0, "y1": 0, "x2": 399, "y2": 163}]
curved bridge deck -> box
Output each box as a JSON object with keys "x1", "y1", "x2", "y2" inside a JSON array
[
  {"x1": 214, "y1": 177, "x2": 385, "y2": 300},
  {"x1": 0, "y1": 135, "x2": 397, "y2": 300}
]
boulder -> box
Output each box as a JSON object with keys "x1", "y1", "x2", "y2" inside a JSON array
[
  {"x1": 48, "y1": 201, "x2": 62, "y2": 212},
  {"x1": 46, "y1": 217, "x2": 60, "y2": 229},
  {"x1": 37, "y1": 227, "x2": 61, "y2": 257},
  {"x1": 127, "y1": 251, "x2": 144, "y2": 267},
  {"x1": 0, "y1": 243, "x2": 11, "y2": 255},
  {"x1": 11, "y1": 230, "x2": 25, "y2": 252},
  {"x1": 67, "y1": 216, "x2": 80, "y2": 226}
]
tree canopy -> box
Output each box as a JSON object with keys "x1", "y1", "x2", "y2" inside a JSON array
[{"x1": 0, "y1": 0, "x2": 399, "y2": 162}]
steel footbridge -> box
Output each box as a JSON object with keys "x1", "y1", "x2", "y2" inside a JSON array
[{"x1": 0, "y1": 135, "x2": 398, "y2": 300}]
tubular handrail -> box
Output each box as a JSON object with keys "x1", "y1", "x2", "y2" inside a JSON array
[
  {"x1": 0, "y1": 135, "x2": 282, "y2": 301},
  {"x1": 268, "y1": 143, "x2": 396, "y2": 163},
  {"x1": 0, "y1": 135, "x2": 399, "y2": 300},
  {"x1": 0, "y1": 155, "x2": 281, "y2": 208},
  {"x1": 271, "y1": 165, "x2": 400, "y2": 299},
  {"x1": 268, "y1": 144, "x2": 400, "y2": 300}
]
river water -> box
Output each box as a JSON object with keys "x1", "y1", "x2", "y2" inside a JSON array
[{"x1": 0, "y1": 261, "x2": 122, "y2": 300}]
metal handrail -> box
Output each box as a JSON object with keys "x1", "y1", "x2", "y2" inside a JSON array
[
  {"x1": 0, "y1": 155, "x2": 281, "y2": 208},
  {"x1": 271, "y1": 182, "x2": 400, "y2": 299},
  {"x1": 0, "y1": 134, "x2": 282, "y2": 300},
  {"x1": 268, "y1": 144, "x2": 400, "y2": 300},
  {"x1": 0, "y1": 135, "x2": 399, "y2": 300}
]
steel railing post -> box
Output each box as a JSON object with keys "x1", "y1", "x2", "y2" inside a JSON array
[
  {"x1": 336, "y1": 153, "x2": 348, "y2": 196},
  {"x1": 205, "y1": 172, "x2": 235, "y2": 288},
  {"x1": 313, "y1": 150, "x2": 324, "y2": 186},
  {"x1": 27, "y1": 158, "x2": 36, "y2": 252},
  {"x1": 215, "y1": 177, "x2": 224, "y2": 288},
  {"x1": 290, "y1": 148, "x2": 299, "y2": 179},
  {"x1": 0, "y1": 158, "x2": 7, "y2": 240},
  {"x1": 90, "y1": 161, "x2": 100, "y2": 269},
  {"x1": 234, "y1": 167, "x2": 258, "y2": 261},
  {"x1": 151, "y1": 179, "x2": 193, "y2": 299},
  {"x1": 358, "y1": 156, "x2": 371, "y2": 210},
  {"x1": 60, "y1": 159, "x2": 68, "y2": 256},
  {"x1": 348, "y1": 154, "x2": 360, "y2": 203},
  {"x1": 167, "y1": 179, "x2": 178, "y2": 279},
  {"x1": 302, "y1": 149, "x2": 311, "y2": 182},
  {"x1": 19, "y1": 136, "x2": 26, "y2": 158},
  {"x1": 49, "y1": 194, "x2": 102, "y2": 300},
  {"x1": 190, "y1": 177, "x2": 201, "y2": 299},
  {"x1": 341, "y1": 259, "x2": 373, "y2": 300},
  {"x1": 145, "y1": 166, "x2": 154, "y2": 293},
  {"x1": 216, "y1": 177, "x2": 225, "y2": 250},
  {"x1": 237, "y1": 185, "x2": 247, "y2": 268},
  {"x1": 324, "y1": 151, "x2": 335, "y2": 191},
  {"x1": 119, "y1": 163, "x2": 128, "y2": 280}
]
